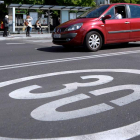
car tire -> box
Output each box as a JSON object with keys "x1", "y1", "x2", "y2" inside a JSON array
[
  {"x1": 121, "y1": 42, "x2": 129, "y2": 46},
  {"x1": 84, "y1": 31, "x2": 103, "y2": 52}
]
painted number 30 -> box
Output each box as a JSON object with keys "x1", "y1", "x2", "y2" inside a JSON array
[{"x1": 9, "y1": 75, "x2": 140, "y2": 121}]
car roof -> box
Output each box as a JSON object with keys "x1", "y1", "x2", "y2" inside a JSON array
[{"x1": 108, "y1": 3, "x2": 139, "y2": 6}]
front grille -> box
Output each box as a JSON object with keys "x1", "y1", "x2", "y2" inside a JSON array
[
  {"x1": 56, "y1": 27, "x2": 66, "y2": 33},
  {"x1": 53, "y1": 38, "x2": 67, "y2": 41}
]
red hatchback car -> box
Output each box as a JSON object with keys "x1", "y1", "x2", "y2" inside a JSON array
[{"x1": 52, "y1": 3, "x2": 140, "y2": 51}]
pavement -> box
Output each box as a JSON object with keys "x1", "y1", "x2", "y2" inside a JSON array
[{"x1": 0, "y1": 33, "x2": 52, "y2": 40}]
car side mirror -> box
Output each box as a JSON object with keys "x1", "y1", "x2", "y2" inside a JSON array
[{"x1": 102, "y1": 15, "x2": 111, "y2": 20}]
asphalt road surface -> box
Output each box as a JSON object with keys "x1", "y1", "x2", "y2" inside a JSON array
[{"x1": 0, "y1": 38, "x2": 140, "y2": 140}]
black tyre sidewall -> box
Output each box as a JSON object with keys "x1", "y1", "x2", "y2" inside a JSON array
[
  {"x1": 85, "y1": 31, "x2": 103, "y2": 52},
  {"x1": 121, "y1": 42, "x2": 129, "y2": 46}
]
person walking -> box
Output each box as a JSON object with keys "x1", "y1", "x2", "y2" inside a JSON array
[
  {"x1": 35, "y1": 20, "x2": 43, "y2": 34},
  {"x1": 3, "y1": 15, "x2": 9, "y2": 37},
  {"x1": 25, "y1": 15, "x2": 33, "y2": 37}
]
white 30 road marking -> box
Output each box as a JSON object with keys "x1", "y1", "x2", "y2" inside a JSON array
[
  {"x1": 90, "y1": 85, "x2": 140, "y2": 106},
  {"x1": 31, "y1": 84, "x2": 140, "y2": 121},
  {"x1": 9, "y1": 73, "x2": 140, "y2": 121},
  {"x1": 31, "y1": 94, "x2": 113, "y2": 121},
  {"x1": 0, "y1": 69, "x2": 140, "y2": 139},
  {"x1": 9, "y1": 75, "x2": 113, "y2": 99},
  {"x1": 9, "y1": 73, "x2": 140, "y2": 122},
  {"x1": 0, "y1": 50, "x2": 140, "y2": 70},
  {"x1": 9, "y1": 75, "x2": 114, "y2": 121}
]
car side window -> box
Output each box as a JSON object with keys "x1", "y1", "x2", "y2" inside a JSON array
[
  {"x1": 129, "y1": 5, "x2": 140, "y2": 18},
  {"x1": 104, "y1": 6, "x2": 127, "y2": 20},
  {"x1": 104, "y1": 7, "x2": 115, "y2": 19}
]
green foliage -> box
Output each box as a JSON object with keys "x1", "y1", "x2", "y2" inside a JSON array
[
  {"x1": 56, "y1": 0, "x2": 95, "y2": 7},
  {"x1": 53, "y1": 11, "x2": 59, "y2": 16},
  {"x1": 110, "y1": 0, "x2": 140, "y2": 4},
  {"x1": 0, "y1": 4, "x2": 7, "y2": 18},
  {"x1": 4, "y1": 0, "x2": 44, "y2": 5},
  {"x1": 3, "y1": 0, "x2": 140, "y2": 5}
]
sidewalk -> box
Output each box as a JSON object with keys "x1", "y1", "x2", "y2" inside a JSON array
[{"x1": 0, "y1": 33, "x2": 52, "y2": 41}]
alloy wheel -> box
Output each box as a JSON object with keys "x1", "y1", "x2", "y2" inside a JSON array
[{"x1": 88, "y1": 34, "x2": 100, "y2": 50}]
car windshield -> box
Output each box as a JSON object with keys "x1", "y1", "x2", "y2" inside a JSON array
[{"x1": 78, "y1": 5, "x2": 110, "y2": 18}]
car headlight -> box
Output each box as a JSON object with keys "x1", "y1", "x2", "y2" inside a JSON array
[{"x1": 65, "y1": 23, "x2": 83, "y2": 31}]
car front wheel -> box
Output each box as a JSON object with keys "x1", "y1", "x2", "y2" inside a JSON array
[{"x1": 85, "y1": 31, "x2": 103, "y2": 52}]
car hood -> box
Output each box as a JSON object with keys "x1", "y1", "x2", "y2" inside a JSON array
[{"x1": 57, "y1": 18, "x2": 98, "y2": 28}]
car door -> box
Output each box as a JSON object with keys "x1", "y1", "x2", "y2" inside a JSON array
[
  {"x1": 129, "y1": 4, "x2": 140, "y2": 39},
  {"x1": 103, "y1": 5, "x2": 131, "y2": 43}
]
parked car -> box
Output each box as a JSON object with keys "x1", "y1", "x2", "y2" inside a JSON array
[{"x1": 52, "y1": 3, "x2": 140, "y2": 52}]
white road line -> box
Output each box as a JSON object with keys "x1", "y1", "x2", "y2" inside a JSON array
[
  {"x1": 0, "y1": 50, "x2": 140, "y2": 71},
  {"x1": 6, "y1": 43, "x2": 25, "y2": 45}
]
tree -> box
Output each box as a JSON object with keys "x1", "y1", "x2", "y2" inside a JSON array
[
  {"x1": 80, "y1": 0, "x2": 96, "y2": 6},
  {"x1": 44, "y1": 0, "x2": 58, "y2": 5},
  {"x1": 56, "y1": 0, "x2": 95, "y2": 7},
  {"x1": 4, "y1": 0, "x2": 44, "y2": 5},
  {"x1": 134, "y1": 0, "x2": 140, "y2": 3},
  {"x1": 110, "y1": 0, "x2": 140, "y2": 4}
]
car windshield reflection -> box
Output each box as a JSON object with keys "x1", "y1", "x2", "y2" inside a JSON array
[{"x1": 78, "y1": 5, "x2": 110, "y2": 18}]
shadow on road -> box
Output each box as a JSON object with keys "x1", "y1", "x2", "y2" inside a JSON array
[
  {"x1": 37, "y1": 46, "x2": 88, "y2": 53},
  {"x1": 37, "y1": 43, "x2": 140, "y2": 53},
  {"x1": 102, "y1": 43, "x2": 140, "y2": 50}
]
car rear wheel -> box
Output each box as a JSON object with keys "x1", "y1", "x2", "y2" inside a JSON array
[{"x1": 85, "y1": 31, "x2": 103, "y2": 52}]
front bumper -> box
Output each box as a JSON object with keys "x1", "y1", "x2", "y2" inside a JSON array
[{"x1": 52, "y1": 33, "x2": 77, "y2": 44}]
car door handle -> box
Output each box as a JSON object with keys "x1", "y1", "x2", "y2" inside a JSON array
[{"x1": 125, "y1": 22, "x2": 130, "y2": 24}]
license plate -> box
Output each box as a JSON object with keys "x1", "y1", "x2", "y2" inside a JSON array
[{"x1": 53, "y1": 34, "x2": 61, "y2": 38}]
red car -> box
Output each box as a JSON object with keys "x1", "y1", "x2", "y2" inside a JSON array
[{"x1": 52, "y1": 3, "x2": 140, "y2": 52}]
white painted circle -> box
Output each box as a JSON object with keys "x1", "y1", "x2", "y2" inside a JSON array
[{"x1": 1, "y1": 69, "x2": 140, "y2": 140}]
